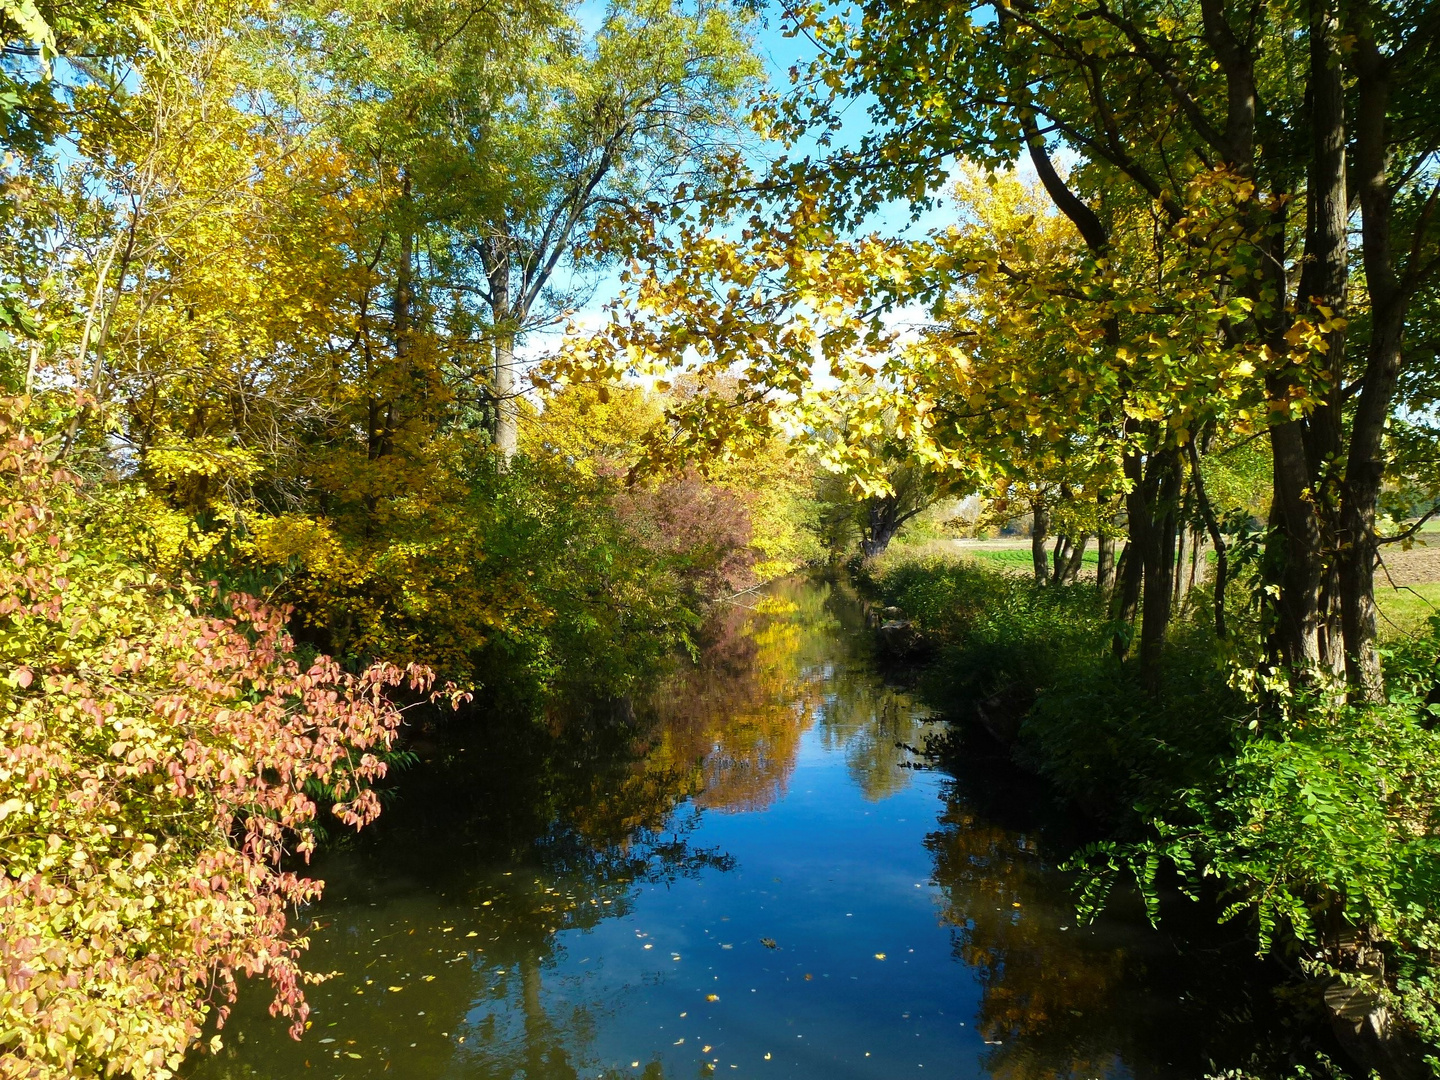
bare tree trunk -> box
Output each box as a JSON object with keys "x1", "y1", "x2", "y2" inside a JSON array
[
  {"x1": 1172, "y1": 518, "x2": 1191, "y2": 610},
  {"x1": 1269, "y1": 0, "x2": 1349, "y2": 680},
  {"x1": 1050, "y1": 534, "x2": 1073, "y2": 584},
  {"x1": 1339, "y1": 21, "x2": 1412, "y2": 702},
  {"x1": 1112, "y1": 450, "x2": 1149, "y2": 657},
  {"x1": 1031, "y1": 501, "x2": 1050, "y2": 585},
  {"x1": 1061, "y1": 534, "x2": 1088, "y2": 585},
  {"x1": 1111, "y1": 540, "x2": 1141, "y2": 657},
  {"x1": 494, "y1": 330, "x2": 518, "y2": 461},
  {"x1": 1186, "y1": 441, "x2": 1229, "y2": 639},
  {"x1": 482, "y1": 230, "x2": 520, "y2": 465},
  {"x1": 860, "y1": 495, "x2": 900, "y2": 559},
  {"x1": 1096, "y1": 532, "x2": 1115, "y2": 594},
  {"x1": 1139, "y1": 449, "x2": 1181, "y2": 676}
]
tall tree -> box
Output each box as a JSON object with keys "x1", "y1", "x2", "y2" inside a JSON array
[
  {"x1": 292, "y1": 0, "x2": 760, "y2": 460},
  {"x1": 778, "y1": 0, "x2": 1440, "y2": 694}
]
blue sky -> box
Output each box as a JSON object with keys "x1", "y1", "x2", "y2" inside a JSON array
[{"x1": 538, "y1": 0, "x2": 959, "y2": 347}]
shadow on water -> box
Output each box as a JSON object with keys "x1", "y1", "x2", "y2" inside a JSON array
[
  {"x1": 187, "y1": 575, "x2": 1347, "y2": 1080},
  {"x1": 926, "y1": 736, "x2": 1346, "y2": 1080}
]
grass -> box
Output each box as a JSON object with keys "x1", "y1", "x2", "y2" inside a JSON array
[
  {"x1": 880, "y1": 536, "x2": 1438, "y2": 638},
  {"x1": 879, "y1": 537, "x2": 1099, "y2": 574},
  {"x1": 962, "y1": 545, "x2": 1099, "y2": 569},
  {"x1": 1375, "y1": 580, "x2": 1440, "y2": 639}
]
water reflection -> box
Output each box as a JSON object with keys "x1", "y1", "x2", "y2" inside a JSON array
[
  {"x1": 926, "y1": 746, "x2": 1339, "y2": 1080},
  {"x1": 189, "y1": 576, "x2": 1336, "y2": 1080}
]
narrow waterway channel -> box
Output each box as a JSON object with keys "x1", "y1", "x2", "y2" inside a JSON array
[{"x1": 189, "y1": 576, "x2": 1329, "y2": 1080}]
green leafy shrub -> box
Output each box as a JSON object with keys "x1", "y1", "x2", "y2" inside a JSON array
[
  {"x1": 0, "y1": 411, "x2": 459, "y2": 1079},
  {"x1": 872, "y1": 554, "x2": 1440, "y2": 1053}
]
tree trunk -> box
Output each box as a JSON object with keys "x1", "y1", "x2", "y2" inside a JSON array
[
  {"x1": 1111, "y1": 539, "x2": 1142, "y2": 658},
  {"x1": 482, "y1": 229, "x2": 520, "y2": 464},
  {"x1": 1097, "y1": 532, "x2": 1115, "y2": 594},
  {"x1": 1031, "y1": 501, "x2": 1051, "y2": 585},
  {"x1": 1339, "y1": 24, "x2": 1408, "y2": 702},
  {"x1": 1187, "y1": 440, "x2": 1229, "y2": 639},
  {"x1": 1139, "y1": 449, "x2": 1181, "y2": 676},
  {"x1": 494, "y1": 330, "x2": 518, "y2": 461},
  {"x1": 1268, "y1": 422, "x2": 1328, "y2": 670},
  {"x1": 1050, "y1": 534, "x2": 1073, "y2": 585},
  {"x1": 1061, "y1": 534, "x2": 1088, "y2": 585},
  {"x1": 1267, "y1": 2, "x2": 1349, "y2": 681},
  {"x1": 1111, "y1": 450, "x2": 1150, "y2": 657},
  {"x1": 1172, "y1": 518, "x2": 1192, "y2": 610},
  {"x1": 861, "y1": 495, "x2": 901, "y2": 559}
]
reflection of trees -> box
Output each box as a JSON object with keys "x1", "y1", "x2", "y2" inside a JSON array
[
  {"x1": 927, "y1": 792, "x2": 1129, "y2": 1079},
  {"x1": 189, "y1": 699, "x2": 718, "y2": 1080},
  {"x1": 925, "y1": 757, "x2": 1333, "y2": 1080},
  {"x1": 191, "y1": 575, "x2": 955, "y2": 1080},
  {"x1": 817, "y1": 680, "x2": 933, "y2": 801},
  {"x1": 643, "y1": 574, "x2": 937, "y2": 811},
  {"x1": 643, "y1": 585, "x2": 828, "y2": 813}
]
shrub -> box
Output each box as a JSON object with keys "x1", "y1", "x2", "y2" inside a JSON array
[
  {"x1": 872, "y1": 553, "x2": 1440, "y2": 1054},
  {"x1": 0, "y1": 413, "x2": 454, "y2": 1079}
]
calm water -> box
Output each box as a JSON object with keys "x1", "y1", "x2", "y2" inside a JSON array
[{"x1": 189, "y1": 576, "x2": 1326, "y2": 1080}]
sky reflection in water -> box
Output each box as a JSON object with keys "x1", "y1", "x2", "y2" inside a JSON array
[{"x1": 188, "y1": 576, "x2": 1297, "y2": 1080}]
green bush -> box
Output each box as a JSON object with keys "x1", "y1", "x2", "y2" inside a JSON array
[{"x1": 872, "y1": 555, "x2": 1440, "y2": 1054}]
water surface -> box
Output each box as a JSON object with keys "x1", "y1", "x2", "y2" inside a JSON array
[{"x1": 191, "y1": 576, "x2": 1322, "y2": 1080}]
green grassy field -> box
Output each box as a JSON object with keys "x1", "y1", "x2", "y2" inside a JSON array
[
  {"x1": 1376, "y1": 581, "x2": 1440, "y2": 639},
  {"x1": 882, "y1": 537, "x2": 1438, "y2": 639},
  {"x1": 962, "y1": 545, "x2": 1099, "y2": 569}
]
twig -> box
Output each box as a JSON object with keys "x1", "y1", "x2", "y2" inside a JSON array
[{"x1": 1376, "y1": 501, "x2": 1440, "y2": 546}]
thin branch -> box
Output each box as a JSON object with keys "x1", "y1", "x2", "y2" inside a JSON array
[{"x1": 1377, "y1": 502, "x2": 1440, "y2": 546}]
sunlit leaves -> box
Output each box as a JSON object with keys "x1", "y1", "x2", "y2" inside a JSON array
[{"x1": 0, "y1": 408, "x2": 454, "y2": 1079}]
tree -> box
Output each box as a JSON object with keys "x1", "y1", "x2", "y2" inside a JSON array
[
  {"x1": 291, "y1": 0, "x2": 761, "y2": 460},
  {"x1": 776, "y1": 0, "x2": 1440, "y2": 696}
]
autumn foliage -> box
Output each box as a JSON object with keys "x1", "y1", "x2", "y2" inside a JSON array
[{"x1": 0, "y1": 410, "x2": 451, "y2": 1079}]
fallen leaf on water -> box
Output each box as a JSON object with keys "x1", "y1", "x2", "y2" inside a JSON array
[
  {"x1": 703, "y1": 1045, "x2": 713, "y2": 1053},
  {"x1": 803, "y1": 974, "x2": 813, "y2": 980},
  {"x1": 423, "y1": 975, "x2": 436, "y2": 982},
  {"x1": 874, "y1": 953, "x2": 886, "y2": 960},
  {"x1": 764, "y1": 1053, "x2": 772, "y2": 1060},
  {"x1": 673, "y1": 1038, "x2": 685, "y2": 1045},
  {"x1": 346, "y1": 1052, "x2": 361, "y2": 1060},
  {"x1": 706, "y1": 994, "x2": 719, "y2": 1002},
  {"x1": 387, "y1": 986, "x2": 403, "y2": 992},
  {"x1": 760, "y1": 938, "x2": 777, "y2": 949},
  {"x1": 466, "y1": 931, "x2": 478, "y2": 938}
]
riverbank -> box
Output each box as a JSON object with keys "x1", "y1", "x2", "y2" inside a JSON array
[{"x1": 857, "y1": 552, "x2": 1440, "y2": 1079}]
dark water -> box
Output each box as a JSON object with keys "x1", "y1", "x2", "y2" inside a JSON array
[{"x1": 189, "y1": 576, "x2": 1330, "y2": 1080}]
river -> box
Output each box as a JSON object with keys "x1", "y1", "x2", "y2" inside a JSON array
[{"x1": 188, "y1": 575, "x2": 1332, "y2": 1080}]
